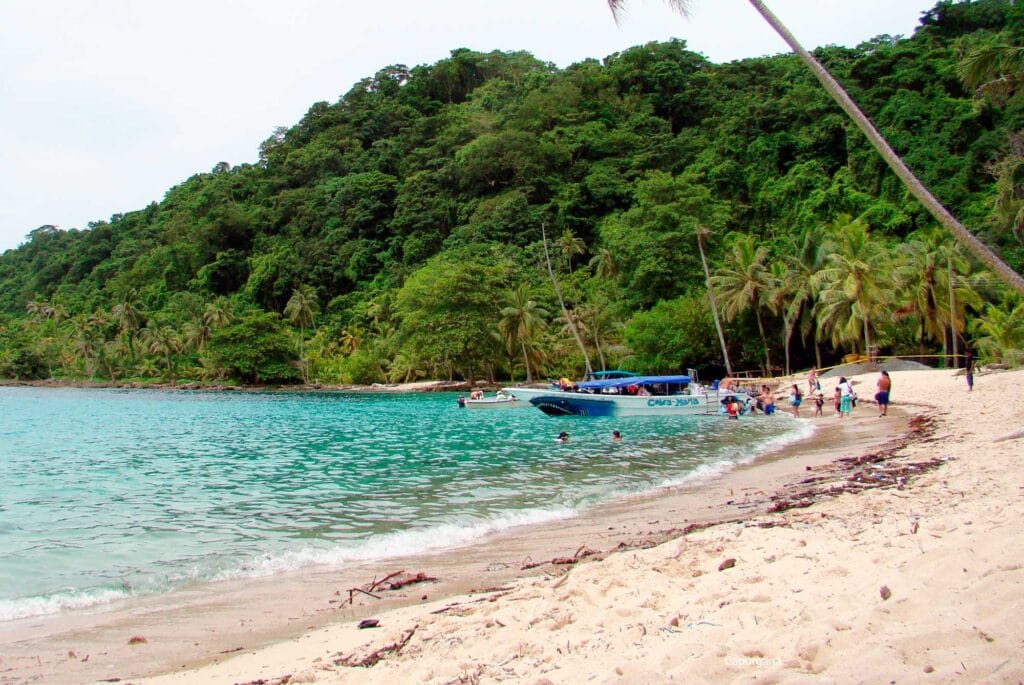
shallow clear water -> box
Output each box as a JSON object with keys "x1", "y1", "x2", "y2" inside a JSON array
[{"x1": 0, "y1": 386, "x2": 808, "y2": 620}]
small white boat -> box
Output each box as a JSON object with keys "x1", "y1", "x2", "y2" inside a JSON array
[{"x1": 458, "y1": 392, "x2": 519, "y2": 408}]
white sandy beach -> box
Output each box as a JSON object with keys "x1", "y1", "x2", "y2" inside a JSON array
[
  {"x1": 113, "y1": 367, "x2": 1022, "y2": 684},
  {"x1": 2, "y1": 367, "x2": 1020, "y2": 684}
]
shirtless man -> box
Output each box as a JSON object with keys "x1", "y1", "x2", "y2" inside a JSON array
[{"x1": 875, "y1": 371, "x2": 891, "y2": 417}]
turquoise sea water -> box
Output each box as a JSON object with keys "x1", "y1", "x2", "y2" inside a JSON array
[{"x1": 0, "y1": 386, "x2": 810, "y2": 621}]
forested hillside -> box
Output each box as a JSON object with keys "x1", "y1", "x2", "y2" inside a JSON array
[{"x1": 2, "y1": 0, "x2": 1023, "y2": 385}]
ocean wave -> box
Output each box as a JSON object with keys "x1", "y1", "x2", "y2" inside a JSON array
[
  {"x1": 213, "y1": 505, "x2": 579, "y2": 580},
  {"x1": 0, "y1": 588, "x2": 132, "y2": 622}
]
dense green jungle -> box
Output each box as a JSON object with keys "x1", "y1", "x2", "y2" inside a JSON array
[{"x1": 2, "y1": 0, "x2": 1024, "y2": 386}]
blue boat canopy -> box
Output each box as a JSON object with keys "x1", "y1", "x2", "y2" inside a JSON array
[{"x1": 576, "y1": 374, "x2": 692, "y2": 391}]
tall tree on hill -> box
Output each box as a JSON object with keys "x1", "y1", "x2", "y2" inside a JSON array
[
  {"x1": 499, "y1": 286, "x2": 549, "y2": 383},
  {"x1": 710, "y1": 233, "x2": 777, "y2": 375},
  {"x1": 606, "y1": 0, "x2": 1024, "y2": 297},
  {"x1": 696, "y1": 226, "x2": 732, "y2": 376},
  {"x1": 285, "y1": 285, "x2": 319, "y2": 382}
]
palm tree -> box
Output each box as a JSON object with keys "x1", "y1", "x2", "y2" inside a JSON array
[
  {"x1": 112, "y1": 296, "x2": 144, "y2": 359},
  {"x1": 25, "y1": 299, "x2": 50, "y2": 323},
  {"x1": 971, "y1": 298, "x2": 1024, "y2": 365},
  {"x1": 183, "y1": 318, "x2": 212, "y2": 353},
  {"x1": 589, "y1": 247, "x2": 620, "y2": 280},
  {"x1": 783, "y1": 225, "x2": 829, "y2": 369},
  {"x1": 958, "y1": 44, "x2": 1024, "y2": 102},
  {"x1": 710, "y1": 233, "x2": 777, "y2": 375},
  {"x1": 812, "y1": 216, "x2": 890, "y2": 355},
  {"x1": 498, "y1": 286, "x2": 549, "y2": 383},
  {"x1": 559, "y1": 229, "x2": 586, "y2": 273},
  {"x1": 141, "y1": 325, "x2": 179, "y2": 380},
  {"x1": 768, "y1": 260, "x2": 798, "y2": 377},
  {"x1": 69, "y1": 315, "x2": 100, "y2": 381},
  {"x1": 606, "y1": 0, "x2": 1024, "y2": 296},
  {"x1": 894, "y1": 233, "x2": 954, "y2": 358},
  {"x1": 695, "y1": 226, "x2": 732, "y2": 375},
  {"x1": 285, "y1": 284, "x2": 319, "y2": 381},
  {"x1": 203, "y1": 297, "x2": 234, "y2": 330},
  {"x1": 577, "y1": 297, "x2": 622, "y2": 372},
  {"x1": 541, "y1": 222, "x2": 593, "y2": 375}
]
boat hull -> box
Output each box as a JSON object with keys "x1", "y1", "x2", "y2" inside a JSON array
[
  {"x1": 463, "y1": 397, "x2": 519, "y2": 409},
  {"x1": 528, "y1": 392, "x2": 733, "y2": 417},
  {"x1": 500, "y1": 387, "x2": 558, "y2": 404}
]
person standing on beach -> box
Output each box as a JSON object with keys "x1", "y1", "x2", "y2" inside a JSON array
[
  {"x1": 965, "y1": 351, "x2": 975, "y2": 392},
  {"x1": 837, "y1": 377, "x2": 853, "y2": 417},
  {"x1": 875, "y1": 371, "x2": 891, "y2": 417},
  {"x1": 807, "y1": 367, "x2": 820, "y2": 395},
  {"x1": 788, "y1": 384, "x2": 803, "y2": 417}
]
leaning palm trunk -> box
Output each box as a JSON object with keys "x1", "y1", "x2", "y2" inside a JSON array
[
  {"x1": 607, "y1": 0, "x2": 1024, "y2": 296},
  {"x1": 697, "y1": 231, "x2": 733, "y2": 375},
  {"x1": 745, "y1": 0, "x2": 1024, "y2": 297},
  {"x1": 541, "y1": 223, "x2": 594, "y2": 375}
]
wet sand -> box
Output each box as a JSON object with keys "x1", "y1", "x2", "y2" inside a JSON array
[{"x1": 0, "y1": 394, "x2": 906, "y2": 684}]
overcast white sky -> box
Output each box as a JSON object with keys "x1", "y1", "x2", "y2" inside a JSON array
[{"x1": 0, "y1": 0, "x2": 937, "y2": 253}]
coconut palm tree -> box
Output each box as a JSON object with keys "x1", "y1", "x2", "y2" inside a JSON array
[
  {"x1": 783, "y1": 225, "x2": 829, "y2": 369},
  {"x1": 606, "y1": 0, "x2": 1024, "y2": 296},
  {"x1": 812, "y1": 216, "x2": 890, "y2": 355},
  {"x1": 183, "y1": 317, "x2": 212, "y2": 353},
  {"x1": 971, "y1": 298, "x2": 1024, "y2": 365},
  {"x1": 541, "y1": 222, "x2": 593, "y2": 375},
  {"x1": 710, "y1": 233, "x2": 777, "y2": 374},
  {"x1": 69, "y1": 315, "x2": 100, "y2": 380},
  {"x1": 768, "y1": 260, "x2": 798, "y2": 377},
  {"x1": 695, "y1": 226, "x2": 732, "y2": 375},
  {"x1": 589, "y1": 247, "x2": 620, "y2": 280},
  {"x1": 112, "y1": 296, "x2": 144, "y2": 359},
  {"x1": 141, "y1": 325, "x2": 179, "y2": 380},
  {"x1": 894, "y1": 232, "x2": 954, "y2": 358},
  {"x1": 577, "y1": 296, "x2": 623, "y2": 372},
  {"x1": 559, "y1": 229, "x2": 586, "y2": 273},
  {"x1": 498, "y1": 286, "x2": 549, "y2": 383},
  {"x1": 203, "y1": 297, "x2": 235, "y2": 330},
  {"x1": 958, "y1": 44, "x2": 1024, "y2": 102},
  {"x1": 285, "y1": 284, "x2": 319, "y2": 381}
]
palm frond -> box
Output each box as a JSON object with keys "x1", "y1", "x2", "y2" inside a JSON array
[{"x1": 608, "y1": 0, "x2": 692, "y2": 25}]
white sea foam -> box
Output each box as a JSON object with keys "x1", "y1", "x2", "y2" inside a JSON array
[
  {"x1": 214, "y1": 505, "x2": 579, "y2": 581},
  {"x1": 0, "y1": 588, "x2": 131, "y2": 622},
  {"x1": 655, "y1": 419, "x2": 817, "y2": 489},
  {"x1": 747, "y1": 418, "x2": 817, "y2": 462}
]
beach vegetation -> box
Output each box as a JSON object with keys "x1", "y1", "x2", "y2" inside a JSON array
[{"x1": 1, "y1": 0, "x2": 1023, "y2": 385}]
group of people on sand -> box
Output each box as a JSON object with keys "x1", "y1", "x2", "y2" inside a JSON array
[{"x1": 741, "y1": 367, "x2": 894, "y2": 420}]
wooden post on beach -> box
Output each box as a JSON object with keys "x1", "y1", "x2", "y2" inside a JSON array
[{"x1": 949, "y1": 255, "x2": 958, "y2": 368}]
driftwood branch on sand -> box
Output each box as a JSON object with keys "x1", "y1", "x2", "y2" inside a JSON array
[
  {"x1": 339, "y1": 570, "x2": 439, "y2": 607},
  {"x1": 993, "y1": 427, "x2": 1024, "y2": 443}
]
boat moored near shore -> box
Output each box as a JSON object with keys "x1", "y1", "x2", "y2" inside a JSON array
[{"x1": 526, "y1": 374, "x2": 753, "y2": 417}]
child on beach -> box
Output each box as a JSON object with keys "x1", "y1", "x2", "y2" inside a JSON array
[
  {"x1": 813, "y1": 393, "x2": 824, "y2": 417},
  {"x1": 788, "y1": 384, "x2": 803, "y2": 417},
  {"x1": 723, "y1": 397, "x2": 740, "y2": 419}
]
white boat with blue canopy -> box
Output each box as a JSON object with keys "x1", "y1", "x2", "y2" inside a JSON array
[
  {"x1": 527, "y1": 374, "x2": 752, "y2": 417},
  {"x1": 502, "y1": 370, "x2": 638, "y2": 405}
]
